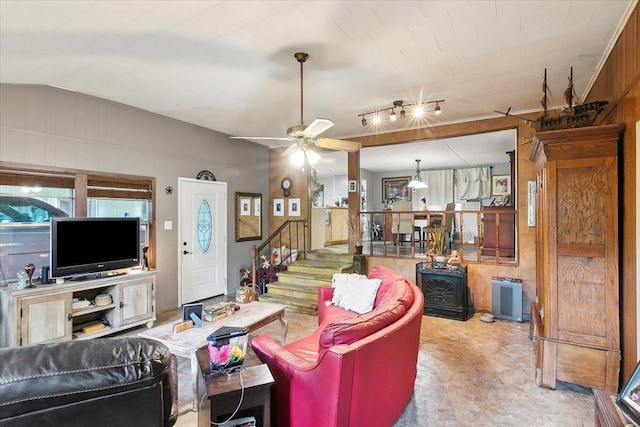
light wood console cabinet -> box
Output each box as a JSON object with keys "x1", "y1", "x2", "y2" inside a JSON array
[
  {"x1": 0, "y1": 270, "x2": 156, "y2": 347},
  {"x1": 530, "y1": 124, "x2": 622, "y2": 393}
]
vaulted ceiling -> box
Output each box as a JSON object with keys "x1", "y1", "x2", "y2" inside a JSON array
[{"x1": 0, "y1": 0, "x2": 634, "y2": 172}]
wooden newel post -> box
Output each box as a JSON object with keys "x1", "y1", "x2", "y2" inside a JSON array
[{"x1": 251, "y1": 245, "x2": 259, "y2": 301}]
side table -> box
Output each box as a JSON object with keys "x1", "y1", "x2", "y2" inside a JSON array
[{"x1": 197, "y1": 348, "x2": 274, "y2": 427}]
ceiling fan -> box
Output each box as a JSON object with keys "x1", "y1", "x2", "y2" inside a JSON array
[{"x1": 231, "y1": 52, "x2": 361, "y2": 165}]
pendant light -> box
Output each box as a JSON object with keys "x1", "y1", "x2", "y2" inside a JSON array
[{"x1": 408, "y1": 159, "x2": 428, "y2": 189}]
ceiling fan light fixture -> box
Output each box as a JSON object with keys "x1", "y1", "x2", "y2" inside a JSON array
[
  {"x1": 306, "y1": 148, "x2": 320, "y2": 166},
  {"x1": 291, "y1": 148, "x2": 305, "y2": 166}
]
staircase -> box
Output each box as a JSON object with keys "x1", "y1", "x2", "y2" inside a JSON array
[{"x1": 259, "y1": 251, "x2": 354, "y2": 315}]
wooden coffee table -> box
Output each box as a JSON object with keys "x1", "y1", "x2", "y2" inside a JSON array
[{"x1": 138, "y1": 301, "x2": 287, "y2": 411}]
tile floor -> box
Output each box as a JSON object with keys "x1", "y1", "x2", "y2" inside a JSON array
[{"x1": 132, "y1": 299, "x2": 595, "y2": 427}]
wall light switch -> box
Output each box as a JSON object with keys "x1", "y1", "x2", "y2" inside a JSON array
[{"x1": 164, "y1": 221, "x2": 172, "y2": 230}]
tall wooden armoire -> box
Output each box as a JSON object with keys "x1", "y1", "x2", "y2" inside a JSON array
[{"x1": 530, "y1": 124, "x2": 623, "y2": 393}]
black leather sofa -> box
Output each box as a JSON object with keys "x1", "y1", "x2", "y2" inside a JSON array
[{"x1": 0, "y1": 337, "x2": 178, "y2": 427}]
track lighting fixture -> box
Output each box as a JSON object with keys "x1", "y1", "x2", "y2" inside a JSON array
[
  {"x1": 407, "y1": 159, "x2": 428, "y2": 189},
  {"x1": 358, "y1": 99, "x2": 445, "y2": 125}
]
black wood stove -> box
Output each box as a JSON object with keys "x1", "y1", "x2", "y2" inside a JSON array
[{"x1": 415, "y1": 262, "x2": 474, "y2": 321}]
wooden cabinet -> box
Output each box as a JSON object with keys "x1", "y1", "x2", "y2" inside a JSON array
[
  {"x1": 21, "y1": 293, "x2": 72, "y2": 345},
  {"x1": 324, "y1": 207, "x2": 348, "y2": 245},
  {"x1": 530, "y1": 124, "x2": 622, "y2": 393},
  {"x1": 118, "y1": 277, "x2": 154, "y2": 326},
  {"x1": 0, "y1": 270, "x2": 156, "y2": 347},
  {"x1": 481, "y1": 206, "x2": 515, "y2": 257}
]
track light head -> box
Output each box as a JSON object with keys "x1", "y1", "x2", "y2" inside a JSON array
[
  {"x1": 400, "y1": 107, "x2": 406, "y2": 119},
  {"x1": 390, "y1": 110, "x2": 397, "y2": 121},
  {"x1": 361, "y1": 116, "x2": 367, "y2": 126},
  {"x1": 435, "y1": 103, "x2": 442, "y2": 115},
  {"x1": 372, "y1": 113, "x2": 381, "y2": 124}
]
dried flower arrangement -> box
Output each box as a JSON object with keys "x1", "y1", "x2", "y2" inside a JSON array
[{"x1": 431, "y1": 225, "x2": 447, "y2": 255}]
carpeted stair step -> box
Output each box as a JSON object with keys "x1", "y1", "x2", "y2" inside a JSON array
[
  {"x1": 304, "y1": 251, "x2": 354, "y2": 264},
  {"x1": 286, "y1": 260, "x2": 353, "y2": 277},
  {"x1": 266, "y1": 281, "x2": 324, "y2": 300},
  {"x1": 258, "y1": 293, "x2": 318, "y2": 316},
  {"x1": 276, "y1": 271, "x2": 334, "y2": 288}
]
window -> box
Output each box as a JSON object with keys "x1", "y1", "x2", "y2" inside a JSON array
[{"x1": 0, "y1": 164, "x2": 155, "y2": 284}]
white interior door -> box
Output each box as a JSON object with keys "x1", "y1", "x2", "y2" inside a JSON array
[{"x1": 178, "y1": 178, "x2": 227, "y2": 305}]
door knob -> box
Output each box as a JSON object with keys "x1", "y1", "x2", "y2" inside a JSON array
[{"x1": 183, "y1": 250, "x2": 192, "y2": 255}]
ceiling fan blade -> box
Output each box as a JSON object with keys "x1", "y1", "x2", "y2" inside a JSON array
[
  {"x1": 303, "y1": 118, "x2": 334, "y2": 138},
  {"x1": 315, "y1": 138, "x2": 362, "y2": 153},
  {"x1": 280, "y1": 142, "x2": 299, "y2": 157},
  {"x1": 230, "y1": 136, "x2": 292, "y2": 141}
]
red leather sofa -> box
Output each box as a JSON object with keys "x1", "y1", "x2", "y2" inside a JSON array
[{"x1": 251, "y1": 265, "x2": 424, "y2": 427}]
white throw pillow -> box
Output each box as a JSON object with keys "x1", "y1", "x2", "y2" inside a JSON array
[{"x1": 331, "y1": 273, "x2": 382, "y2": 314}]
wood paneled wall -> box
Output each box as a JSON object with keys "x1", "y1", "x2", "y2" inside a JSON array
[{"x1": 585, "y1": 3, "x2": 639, "y2": 383}]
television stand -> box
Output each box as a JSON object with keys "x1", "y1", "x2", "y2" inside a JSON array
[{"x1": 0, "y1": 270, "x2": 156, "y2": 347}]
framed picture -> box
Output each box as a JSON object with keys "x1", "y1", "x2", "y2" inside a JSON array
[
  {"x1": 617, "y1": 360, "x2": 640, "y2": 424},
  {"x1": 182, "y1": 303, "x2": 203, "y2": 323},
  {"x1": 348, "y1": 180, "x2": 357, "y2": 192},
  {"x1": 492, "y1": 174, "x2": 511, "y2": 195},
  {"x1": 240, "y1": 198, "x2": 251, "y2": 216},
  {"x1": 382, "y1": 176, "x2": 411, "y2": 202},
  {"x1": 288, "y1": 198, "x2": 301, "y2": 216},
  {"x1": 273, "y1": 198, "x2": 284, "y2": 217}
]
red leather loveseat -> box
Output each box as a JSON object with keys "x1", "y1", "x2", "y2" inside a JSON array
[{"x1": 251, "y1": 265, "x2": 424, "y2": 427}]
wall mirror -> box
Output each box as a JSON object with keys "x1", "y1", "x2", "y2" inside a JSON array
[{"x1": 235, "y1": 192, "x2": 262, "y2": 242}]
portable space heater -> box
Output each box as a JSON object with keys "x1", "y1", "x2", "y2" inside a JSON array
[{"x1": 491, "y1": 277, "x2": 523, "y2": 322}]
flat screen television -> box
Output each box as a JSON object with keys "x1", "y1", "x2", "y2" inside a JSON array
[{"x1": 50, "y1": 217, "x2": 140, "y2": 278}]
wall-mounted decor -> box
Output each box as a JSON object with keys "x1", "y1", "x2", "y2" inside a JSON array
[
  {"x1": 273, "y1": 198, "x2": 284, "y2": 217},
  {"x1": 492, "y1": 175, "x2": 511, "y2": 196},
  {"x1": 288, "y1": 198, "x2": 301, "y2": 216},
  {"x1": 196, "y1": 170, "x2": 216, "y2": 181},
  {"x1": 348, "y1": 180, "x2": 357, "y2": 192},
  {"x1": 527, "y1": 181, "x2": 536, "y2": 227},
  {"x1": 235, "y1": 192, "x2": 262, "y2": 242},
  {"x1": 382, "y1": 176, "x2": 411, "y2": 202},
  {"x1": 281, "y1": 177, "x2": 292, "y2": 197}
]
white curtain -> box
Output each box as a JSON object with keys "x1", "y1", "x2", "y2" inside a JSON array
[
  {"x1": 456, "y1": 167, "x2": 491, "y2": 200},
  {"x1": 413, "y1": 169, "x2": 454, "y2": 208}
]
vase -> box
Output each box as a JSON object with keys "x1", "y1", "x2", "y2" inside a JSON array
[
  {"x1": 435, "y1": 255, "x2": 447, "y2": 263},
  {"x1": 353, "y1": 254, "x2": 366, "y2": 275},
  {"x1": 355, "y1": 245, "x2": 363, "y2": 255}
]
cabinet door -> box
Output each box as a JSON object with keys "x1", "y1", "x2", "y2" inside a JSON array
[
  {"x1": 119, "y1": 278, "x2": 154, "y2": 326},
  {"x1": 21, "y1": 294, "x2": 72, "y2": 345}
]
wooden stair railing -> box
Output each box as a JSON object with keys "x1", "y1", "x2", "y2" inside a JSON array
[{"x1": 250, "y1": 220, "x2": 307, "y2": 299}]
